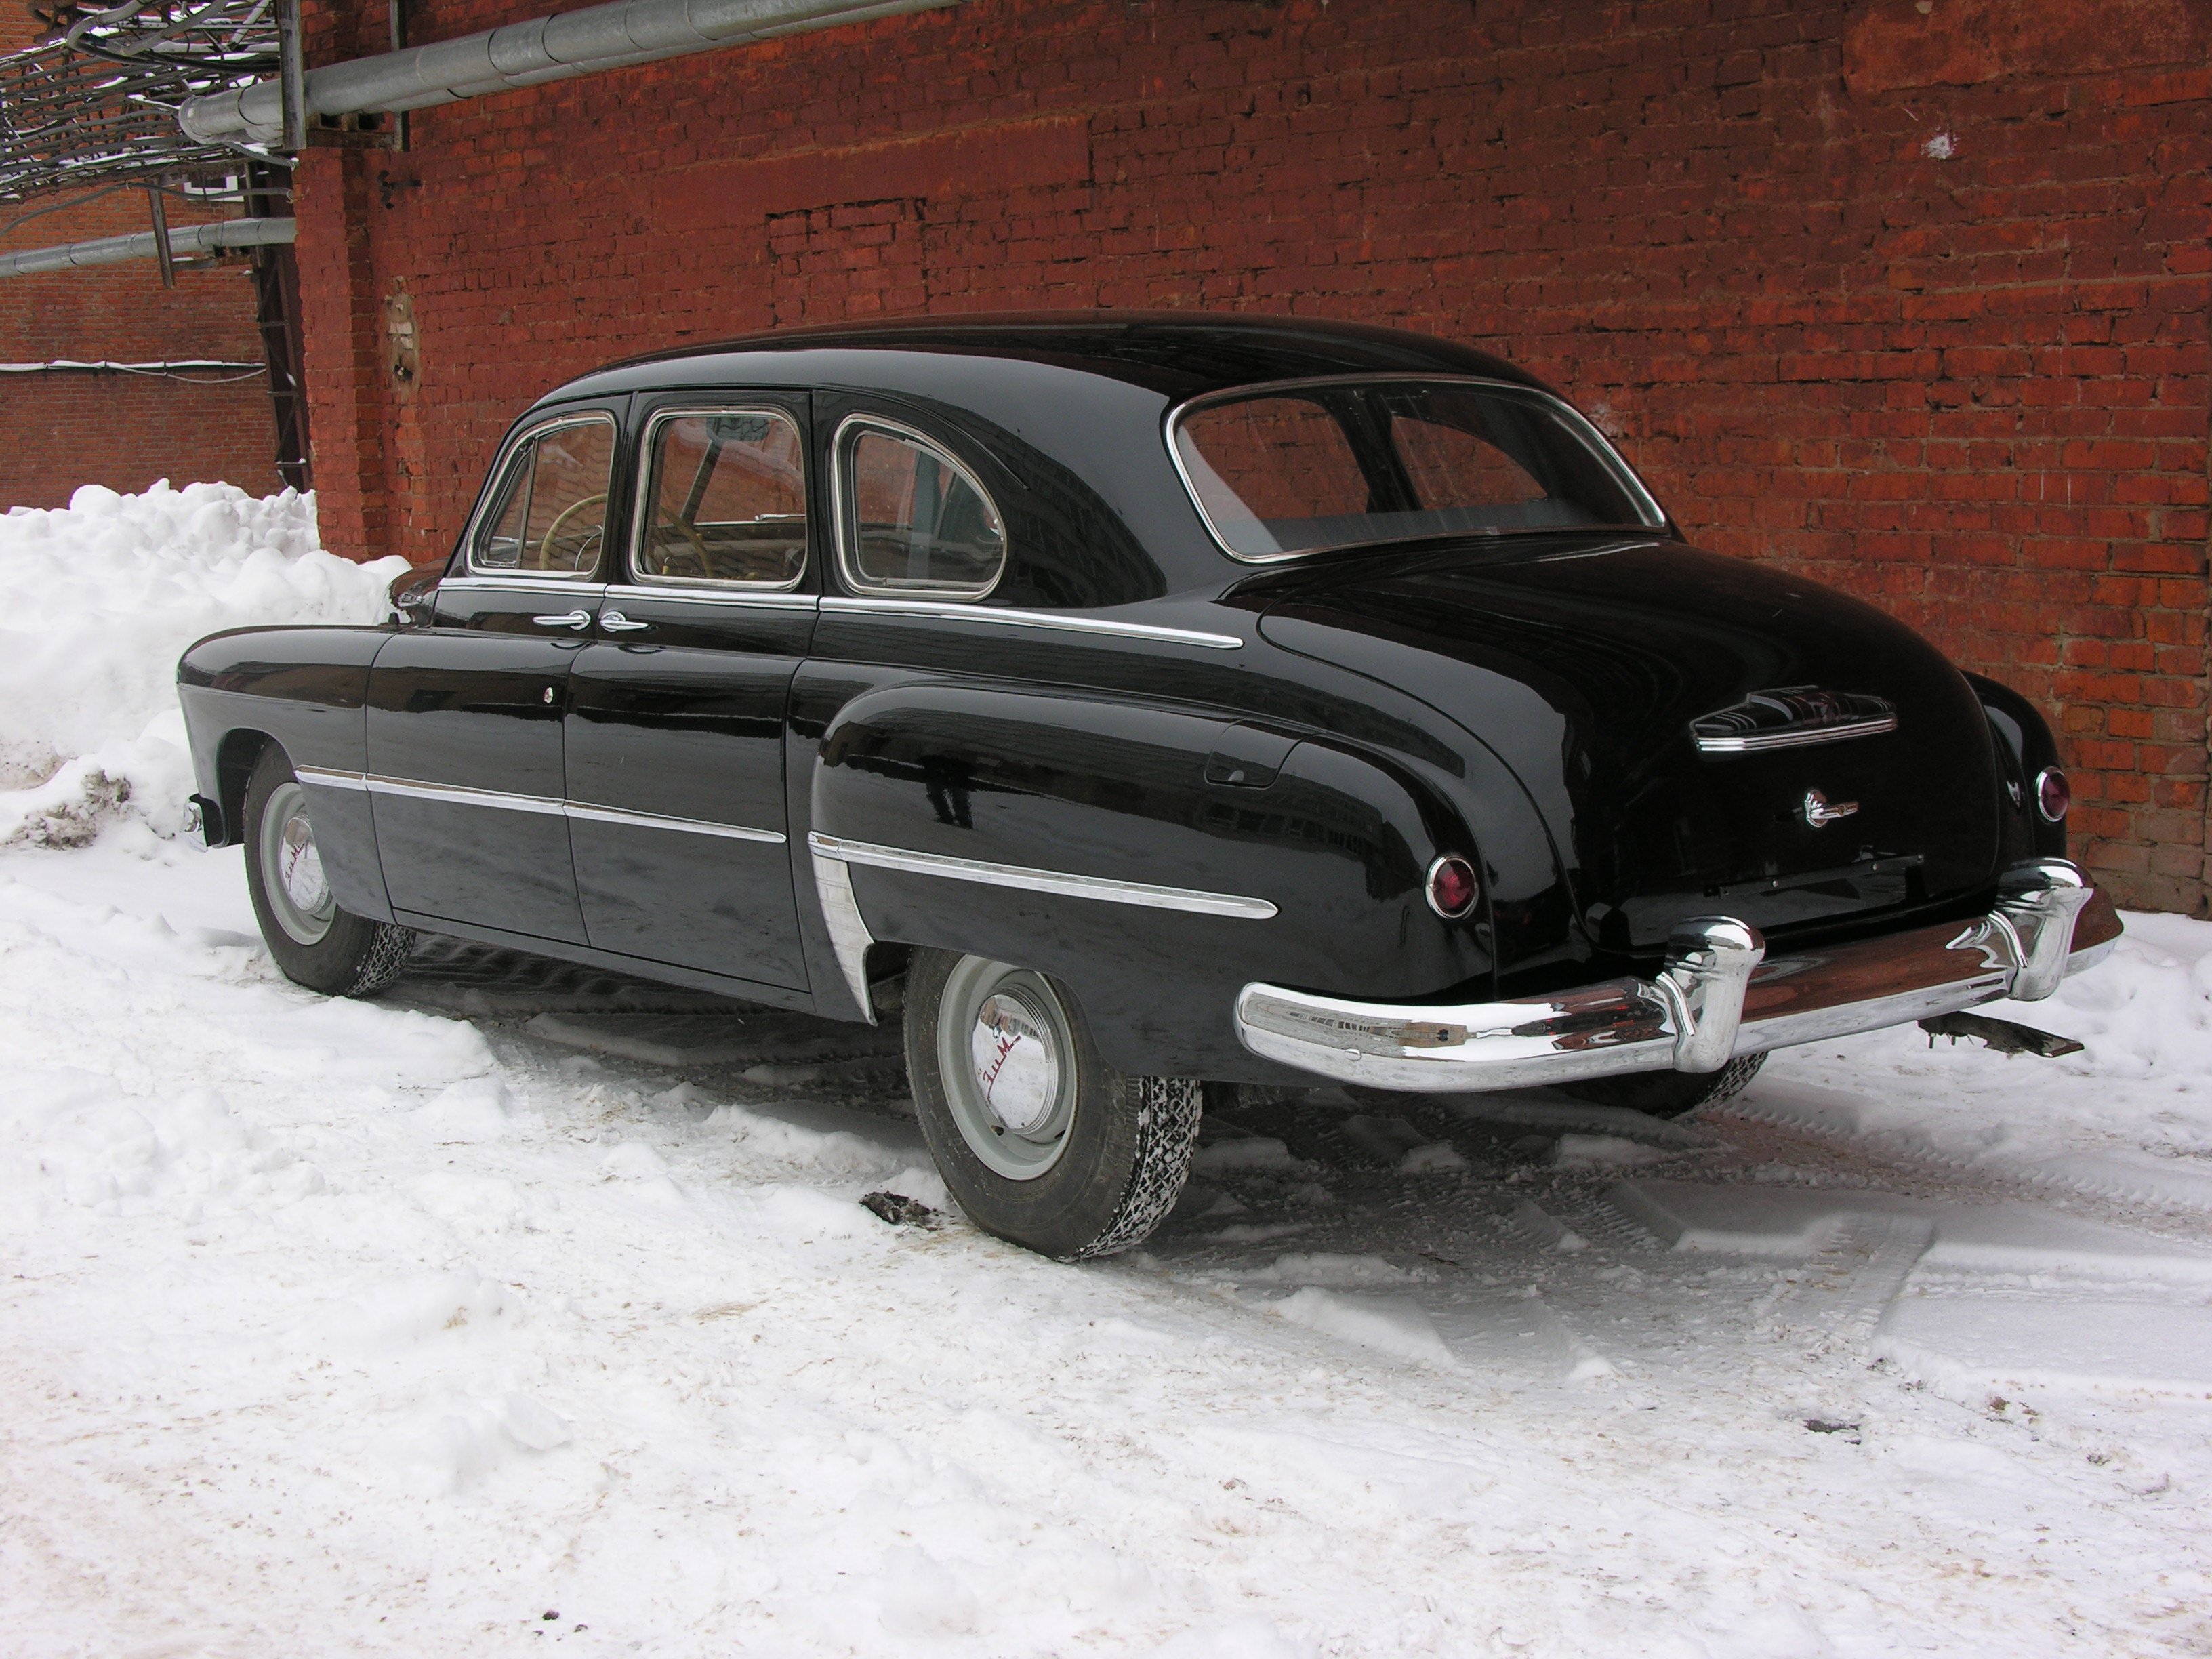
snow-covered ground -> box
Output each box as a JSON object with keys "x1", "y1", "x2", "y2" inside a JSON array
[{"x1": 4, "y1": 489, "x2": 2211, "y2": 1655}]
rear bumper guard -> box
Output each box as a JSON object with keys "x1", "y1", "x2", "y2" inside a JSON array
[{"x1": 1235, "y1": 859, "x2": 2122, "y2": 1094}]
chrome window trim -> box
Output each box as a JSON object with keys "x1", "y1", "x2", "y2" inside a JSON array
[
  {"x1": 1162, "y1": 373, "x2": 1671, "y2": 565},
  {"x1": 438, "y1": 576, "x2": 610, "y2": 601},
  {"x1": 1693, "y1": 715, "x2": 1900, "y2": 756},
  {"x1": 628, "y1": 405, "x2": 810, "y2": 594},
  {"x1": 807, "y1": 832, "x2": 1277, "y2": 919},
  {"x1": 462, "y1": 410, "x2": 621, "y2": 581},
  {"x1": 830, "y1": 411, "x2": 1007, "y2": 602},
  {"x1": 817, "y1": 595, "x2": 1242, "y2": 651},
  {"x1": 307, "y1": 769, "x2": 785, "y2": 843},
  {"x1": 607, "y1": 583, "x2": 819, "y2": 612}
]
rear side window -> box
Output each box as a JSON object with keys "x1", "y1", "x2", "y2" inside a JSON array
[
  {"x1": 1171, "y1": 379, "x2": 1662, "y2": 560},
  {"x1": 471, "y1": 414, "x2": 617, "y2": 576},
  {"x1": 834, "y1": 417, "x2": 1006, "y2": 599},
  {"x1": 636, "y1": 409, "x2": 807, "y2": 588}
]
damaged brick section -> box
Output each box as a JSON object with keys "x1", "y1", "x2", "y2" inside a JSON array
[{"x1": 288, "y1": 0, "x2": 2210, "y2": 913}]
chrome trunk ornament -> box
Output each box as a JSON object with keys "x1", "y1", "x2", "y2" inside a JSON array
[{"x1": 1693, "y1": 687, "x2": 1898, "y2": 755}]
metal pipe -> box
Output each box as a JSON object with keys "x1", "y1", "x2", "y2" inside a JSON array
[
  {"x1": 179, "y1": 0, "x2": 962, "y2": 146},
  {"x1": 0, "y1": 216, "x2": 295, "y2": 279}
]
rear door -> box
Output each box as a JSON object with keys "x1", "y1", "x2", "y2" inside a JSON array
[
  {"x1": 562, "y1": 395, "x2": 815, "y2": 989},
  {"x1": 366, "y1": 404, "x2": 622, "y2": 944}
]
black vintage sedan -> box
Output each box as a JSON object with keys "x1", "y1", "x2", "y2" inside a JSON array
[{"x1": 178, "y1": 314, "x2": 2120, "y2": 1258}]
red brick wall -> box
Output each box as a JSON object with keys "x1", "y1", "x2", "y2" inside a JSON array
[
  {"x1": 294, "y1": 0, "x2": 2211, "y2": 914},
  {"x1": 0, "y1": 16, "x2": 281, "y2": 508}
]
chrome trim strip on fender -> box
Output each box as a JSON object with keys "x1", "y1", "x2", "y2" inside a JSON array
[
  {"x1": 808, "y1": 847, "x2": 878, "y2": 1025},
  {"x1": 295, "y1": 766, "x2": 369, "y2": 792},
  {"x1": 1235, "y1": 859, "x2": 2120, "y2": 1093},
  {"x1": 305, "y1": 769, "x2": 784, "y2": 842},
  {"x1": 818, "y1": 596, "x2": 1244, "y2": 651},
  {"x1": 563, "y1": 800, "x2": 785, "y2": 844},
  {"x1": 807, "y1": 832, "x2": 1278, "y2": 919}
]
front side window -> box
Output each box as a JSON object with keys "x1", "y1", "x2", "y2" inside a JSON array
[
  {"x1": 1171, "y1": 380, "x2": 1662, "y2": 561},
  {"x1": 836, "y1": 418, "x2": 1006, "y2": 598},
  {"x1": 636, "y1": 409, "x2": 807, "y2": 588},
  {"x1": 470, "y1": 414, "x2": 617, "y2": 575}
]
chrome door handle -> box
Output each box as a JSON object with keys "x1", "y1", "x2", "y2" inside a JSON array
[
  {"x1": 600, "y1": 610, "x2": 651, "y2": 632},
  {"x1": 531, "y1": 610, "x2": 591, "y2": 630}
]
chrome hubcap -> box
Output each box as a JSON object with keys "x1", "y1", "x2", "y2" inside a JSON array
[
  {"x1": 280, "y1": 812, "x2": 329, "y2": 914},
  {"x1": 260, "y1": 779, "x2": 335, "y2": 945},
  {"x1": 939, "y1": 959, "x2": 1076, "y2": 1181}
]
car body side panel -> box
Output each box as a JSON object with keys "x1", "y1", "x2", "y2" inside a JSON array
[
  {"x1": 804, "y1": 672, "x2": 1495, "y2": 1079},
  {"x1": 176, "y1": 625, "x2": 395, "y2": 922}
]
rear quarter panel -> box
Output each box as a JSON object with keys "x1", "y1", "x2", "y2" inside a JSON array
[{"x1": 805, "y1": 674, "x2": 1496, "y2": 1080}]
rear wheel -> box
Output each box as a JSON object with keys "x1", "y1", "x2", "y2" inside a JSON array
[
  {"x1": 242, "y1": 747, "x2": 414, "y2": 997},
  {"x1": 1553, "y1": 1051, "x2": 1766, "y2": 1120},
  {"x1": 904, "y1": 949, "x2": 1201, "y2": 1259}
]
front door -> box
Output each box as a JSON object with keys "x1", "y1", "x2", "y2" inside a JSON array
[
  {"x1": 367, "y1": 404, "x2": 623, "y2": 945},
  {"x1": 563, "y1": 397, "x2": 814, "y2": 989}
]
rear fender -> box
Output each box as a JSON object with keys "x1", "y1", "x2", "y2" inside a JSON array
[
  {"x1": 1965, "y1": 672, "x2": 2067, "y2": 863},
  {"x1": 806, "y1": 680, "x2": 1494, "y2": 1080}
]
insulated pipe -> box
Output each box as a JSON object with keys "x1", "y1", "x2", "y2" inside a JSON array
[
  {"x1": 180, "y1": 0, "x2": 963, "y2": 146},
  {"x1": 0, "y1": 216, "x2": 296, "y2": 279}
]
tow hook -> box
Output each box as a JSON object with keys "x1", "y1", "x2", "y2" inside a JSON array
[{"x1": 1918, "y1": 1012, "x2": 2084, "y2": 1058}]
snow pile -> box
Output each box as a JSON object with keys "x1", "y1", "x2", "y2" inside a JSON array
[
  {"x1": 0, "y1": 481, "x2": 407, "y2": 844},
  {"x1": 1754, "y1": 912, "x2": 2212, "y2": 1208}
]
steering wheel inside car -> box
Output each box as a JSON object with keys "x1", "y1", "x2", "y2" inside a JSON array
[{"x1": 537, "y1": 492, "x2": 608, "y2": 570}]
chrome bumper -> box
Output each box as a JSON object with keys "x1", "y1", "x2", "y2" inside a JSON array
[{"x1": 1235, "y1": 859, "x2": 2123, "y2": 1094}]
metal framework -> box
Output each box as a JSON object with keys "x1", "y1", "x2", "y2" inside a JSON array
[{"x1": 0, "y1": 3, "x2": 283, "y2": 200}]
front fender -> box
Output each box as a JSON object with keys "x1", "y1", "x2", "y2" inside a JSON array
[
  {"x1": 176, "y1": 624, "x2": 396, "y2": 920},
  {"x1": 806, "y1": 680, "x2": 1494, "y2": 1080}
]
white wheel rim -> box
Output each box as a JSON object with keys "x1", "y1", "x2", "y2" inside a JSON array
[
  {"x1": 939, "y1": 958, "x2": 1076, "y2": 1181},
  {"x1": 260, "y1": 779, "x2": 335, "y2": 945}
]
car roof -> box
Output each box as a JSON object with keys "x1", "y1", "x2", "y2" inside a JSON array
[{"x1": 537, "y1": 311, "x2": 1555, "y2": 410}]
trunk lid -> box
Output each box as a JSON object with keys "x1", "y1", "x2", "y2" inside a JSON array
[{"x1": 1255, "y1": 536, "x2": 2001, "y2": 954}]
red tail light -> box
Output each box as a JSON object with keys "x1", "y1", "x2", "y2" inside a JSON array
[
  {"x1": 2034, "y1": 767, "x2": 2070, "y2": 823},
  {"x1": 1426, "y1": 855, "x2": 1479, "y2": 919}
]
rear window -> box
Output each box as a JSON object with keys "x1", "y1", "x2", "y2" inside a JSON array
[{"x1": 1171, "y1": 380, "x2": 1662, "y2": 560}]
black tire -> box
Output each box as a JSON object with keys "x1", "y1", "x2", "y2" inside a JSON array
[
  {"x1": 241, "y1": 746, "x2": 415, "y2": 997},
  {"x1": 903, "y1": 947, "x2": 1202, "y2": 1260},
  {"x1": 1552, "y1": 1051, "x2": 1767, "y2": 1119}
]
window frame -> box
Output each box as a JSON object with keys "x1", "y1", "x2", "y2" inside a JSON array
[
  {"x1": 830, "y1": 411, "x2": 1008, "y2": 602},
  {"x1": 1163, "y1": 373, "x2": 1668, "y2": 565},
  {"x1": 463, "y1": 410, "x2": 621, "y2": 581},
  {"x1": 625, "y1": 403, "x2": 812, "y2": 594}
]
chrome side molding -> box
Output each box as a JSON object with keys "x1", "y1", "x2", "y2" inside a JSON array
[
  {"x1": 1236, "y1": 859, "x2": 2121, "y2": 1094},
  {"x1": 298, "y1": 767, "x2": 785, "y2": 843},
  {"x1": 818, "y1": 595, "x2": 1245, "y2": 651},
  {"x1": 806, "y1": 832, "x2": 1277, "y2": 918}
]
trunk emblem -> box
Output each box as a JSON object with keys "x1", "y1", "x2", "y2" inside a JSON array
[{"x1": 1801, "y1": 788, "x2": 1860, "y2": 828}]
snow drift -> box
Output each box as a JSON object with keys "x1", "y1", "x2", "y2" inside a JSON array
[{"x1": 0, "y1": 481, "x2": 407, "y2": 844}]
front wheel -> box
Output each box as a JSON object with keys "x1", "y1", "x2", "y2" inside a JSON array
[
  {"x1": 241, "y1": 747, "x2": 415, "y2": 997},
  {"x1": 903, "y1": 949, "x2": 1201, "y2": 1259}
]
